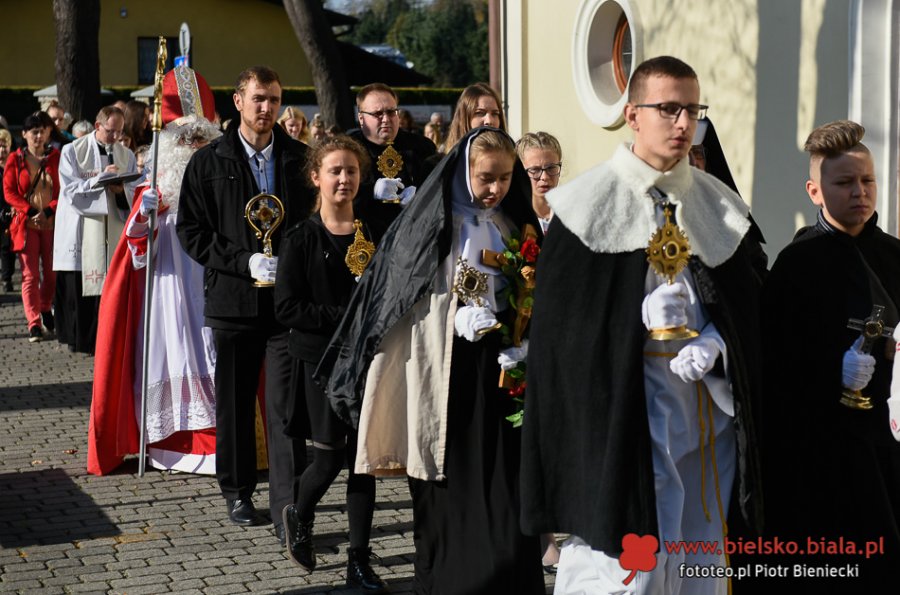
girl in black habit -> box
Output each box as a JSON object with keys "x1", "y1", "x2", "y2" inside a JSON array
[
  {"x1": 274, "y1": 135, "x2": 386, "y2": 593},
  {"x1": 316, "y1": 127, "x2": 545, "y2": 594}
]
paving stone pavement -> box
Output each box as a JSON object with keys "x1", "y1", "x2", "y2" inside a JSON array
[{"x1": 0, "y1": 278, "x2": 556, "y2": 594}]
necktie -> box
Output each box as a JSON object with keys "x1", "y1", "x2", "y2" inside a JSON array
[{"x1": 255, "y1": 153, "x2": 268, "y2": 193}]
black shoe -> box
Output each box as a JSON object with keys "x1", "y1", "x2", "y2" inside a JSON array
[
  {"x1": 227, "y1": 499, "x2": 264, "y2": 526},
  {"x1": 275, "y1": 523, "x2": 285, "y2": 547},
  {"x1": 41, "y1": 311, "x2": 55, "y2": 335},
  {"x1": 347, "y1": 547, "x2": 387, "y2": 593},
  {"x1": 28, "y1": 326, "x2": 43, "y2": 343},
  {"x1": 2, "y1": 280, "x2": 12, "y2": 292},
  {"x1": 283, "y1": 504, "x2": 315, "y2": 572}
]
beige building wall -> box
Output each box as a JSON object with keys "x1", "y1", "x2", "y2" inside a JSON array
[
  {"x1": 507, "y1": 0, "x2": 857, "y2": 255},
  {"x1": 98, "y1": 0, "x2": 313, "y2": 87},
  {"x1": 1, "y1": 2, "x2": 56, "y2": 86},
  {"x1": 0, "y1": 0, "x2": 313, "y2": 87}
]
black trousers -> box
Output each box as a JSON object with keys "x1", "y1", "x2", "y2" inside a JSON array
[
  {"x1": 212, "y1": 327, "x2": 306, "y2": 527},
  {"x1": 54, "y1": 271, "x2": 99, "y2": 354},
  {"x1": 0, "y1": 222, "x2": 15, "y2": 282}
]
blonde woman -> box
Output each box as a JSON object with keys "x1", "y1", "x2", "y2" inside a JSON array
[{"x1": 278, "y1": 106, "x2": 310, "y2": 144}]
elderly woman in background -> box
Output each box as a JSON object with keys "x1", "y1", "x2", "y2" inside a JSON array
[
  {"x1": 72, "y1": 120, "x2": 93, "y2": 138},
  {"x1": 3, "y1": 114, "x2": 61, "y2": 342},
  {"x1": 278, "y1": 106, "x2": 310, "y2": 144}
]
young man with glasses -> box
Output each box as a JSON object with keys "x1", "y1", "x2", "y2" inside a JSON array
[
  {"x1": 521, "y1": 56, "x2": 767, "y2": 594},
  {"x1": 348, "y1": 83, "x2": 436, "y2": 230},
  {"x1": 55, "y1": 105, "x2": 139, "y2": 353}
]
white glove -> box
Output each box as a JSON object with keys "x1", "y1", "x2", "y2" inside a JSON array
[
  {"x1": 642, "y1": 282, "x2": 689, "y2": 330},
  {"x1": 454, "y1": 305, "x2": 499, "y2": 342},
  {"x1": 842, "y1": 336, "x2": 876, "y2": 391},
  {"x1": 399, "y1": 185, "x2": 417, "y2": 206},
  {"x1": 890, "y1": 326, "x2": 900, "y2": 441},
  {"x1": 374, "y1": 177, "x2": 404, "y2": 201},
  {"x1": 669, "y1": 335, "x2": 722, "y2": 383},
  {"x1": 498, "y1": 340, "x2": 529, "y2": 371},
  {"x1": 888, "y1": 396, "x2": 900, "y2": 442},
  {"x1": 249, "y1": 253, "x2": 278, "y2": 283},
  {"x1": 139, "y1": 188, "x2": 159, "y2": 217}
]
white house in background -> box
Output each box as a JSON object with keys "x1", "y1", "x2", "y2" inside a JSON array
[{"x1": 500, "y1": 0, "x2": 900, "y2": 256}]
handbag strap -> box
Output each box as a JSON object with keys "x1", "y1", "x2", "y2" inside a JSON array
[{"x1": 21, "y1": 149, "x2": 48, "y2": 204}]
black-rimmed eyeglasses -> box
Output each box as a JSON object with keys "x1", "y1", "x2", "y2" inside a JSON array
[
  {"x1": 525, "y1": 163, "x2": 562, "y2": 180},
  {"x1": 634, "y1": 102, "x2": 708, "y2": 121},
  {"x1": 359, "y1": 108, "x2": 400, "y2": 120}
]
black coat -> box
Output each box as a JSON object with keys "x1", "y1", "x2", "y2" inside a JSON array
[
  {"x1": 315, "y1": 127, "x2": 538, "y2": 428},
  {"x1": 176, "y1": 125, "x2": 315, "y2": 328},
  {"x1": 274, "y1": 214, "x2": 383, "y2": 363},
  {"x1": 347, "y1": 128, "x2": 437, "y2": 230},
  {"x1": 520, "y1": 215, "x2": 768, "y2": 555},
  {"x1": 758, "y1": 213, "x2": 900, "y2": 585}
]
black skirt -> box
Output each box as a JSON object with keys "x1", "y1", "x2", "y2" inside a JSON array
[
  {"x1": 409, "y1": 333, "x2": 544, "y2": 595},
  {"x1": 289, "y1": 358, "x2": 351, "y2": 444}
]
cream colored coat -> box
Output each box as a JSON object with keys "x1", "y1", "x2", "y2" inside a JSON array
[{"x1": 353, "y1": 227, "x2": 462, "y2": 481}]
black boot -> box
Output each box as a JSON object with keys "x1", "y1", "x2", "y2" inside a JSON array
[
  {"x1": 41, "y1": 311, "x2": 55, "y2": 336},
  {"x1": 346, "y1": 547, "x2": 387, "y2": 593},
  {"x1": 283, "y1": 504, "x2": 316, "y2": 572}
]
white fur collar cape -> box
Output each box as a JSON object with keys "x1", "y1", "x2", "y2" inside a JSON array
[{"x1": 547, "y1": 143, "x2": 751, "y2": 266}]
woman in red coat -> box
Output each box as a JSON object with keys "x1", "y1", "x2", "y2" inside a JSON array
[{"x1": 3, "y1": 113, "x2": 61, "y2": 342}]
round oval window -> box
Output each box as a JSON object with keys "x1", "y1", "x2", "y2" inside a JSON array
[
  {"x1": 572, "y1": 0, "x2": 640, "y2": 128},
  {"x1": 613, "y1": 14, "x2": 632, "y2": 93}
]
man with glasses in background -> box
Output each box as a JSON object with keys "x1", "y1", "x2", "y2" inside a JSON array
[
  {"x1": 348, "y1": 83, "x2": 436, "y2": 230},
  {"x1": 521, "y1": 56, "x2": 767, "y2": 594},
  {"x1": 56, "y1": 105, "x2": 138, "y2": 353}
]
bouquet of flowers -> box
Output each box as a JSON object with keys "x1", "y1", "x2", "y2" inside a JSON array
[{"x1": 492, "y1": 225, "x2": 539, "y2": 427}]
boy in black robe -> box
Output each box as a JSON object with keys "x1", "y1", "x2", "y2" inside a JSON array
[
  {"x1": 521, "y1": 56, "x2": 766, "y2": 594},
  {"x1": 759, "y1": 119, "x2": 900, "y2": 590}
]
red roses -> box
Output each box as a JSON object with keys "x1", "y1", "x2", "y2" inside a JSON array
[{"x1": 519, "y1": 238, "x2": 539, "y2": 264}]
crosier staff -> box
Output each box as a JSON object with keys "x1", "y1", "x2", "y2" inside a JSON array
[{"x1": 138, "y1": 37, "x2": 167, "y2": 477}]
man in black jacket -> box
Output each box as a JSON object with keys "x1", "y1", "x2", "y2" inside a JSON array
[
  {"x1": 347, "y1": 83, "x2": 436, "y2": 230},
  {"x1": 177, "y1": 66, "x2": 314, "y2": 542}
]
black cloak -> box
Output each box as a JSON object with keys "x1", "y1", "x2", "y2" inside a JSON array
[
  {"x1": 697, "y1": 117, "x2": 740, "y2": 196},
  {"x1": 315, "y1": 127, "x2": 539, "y2": 428},
  {"x1": 520, "y1": 206, "x2": 767, "y2": 556},
  {"x1": 757, "y1": 212, "x2": 900, "y2": 589}
]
